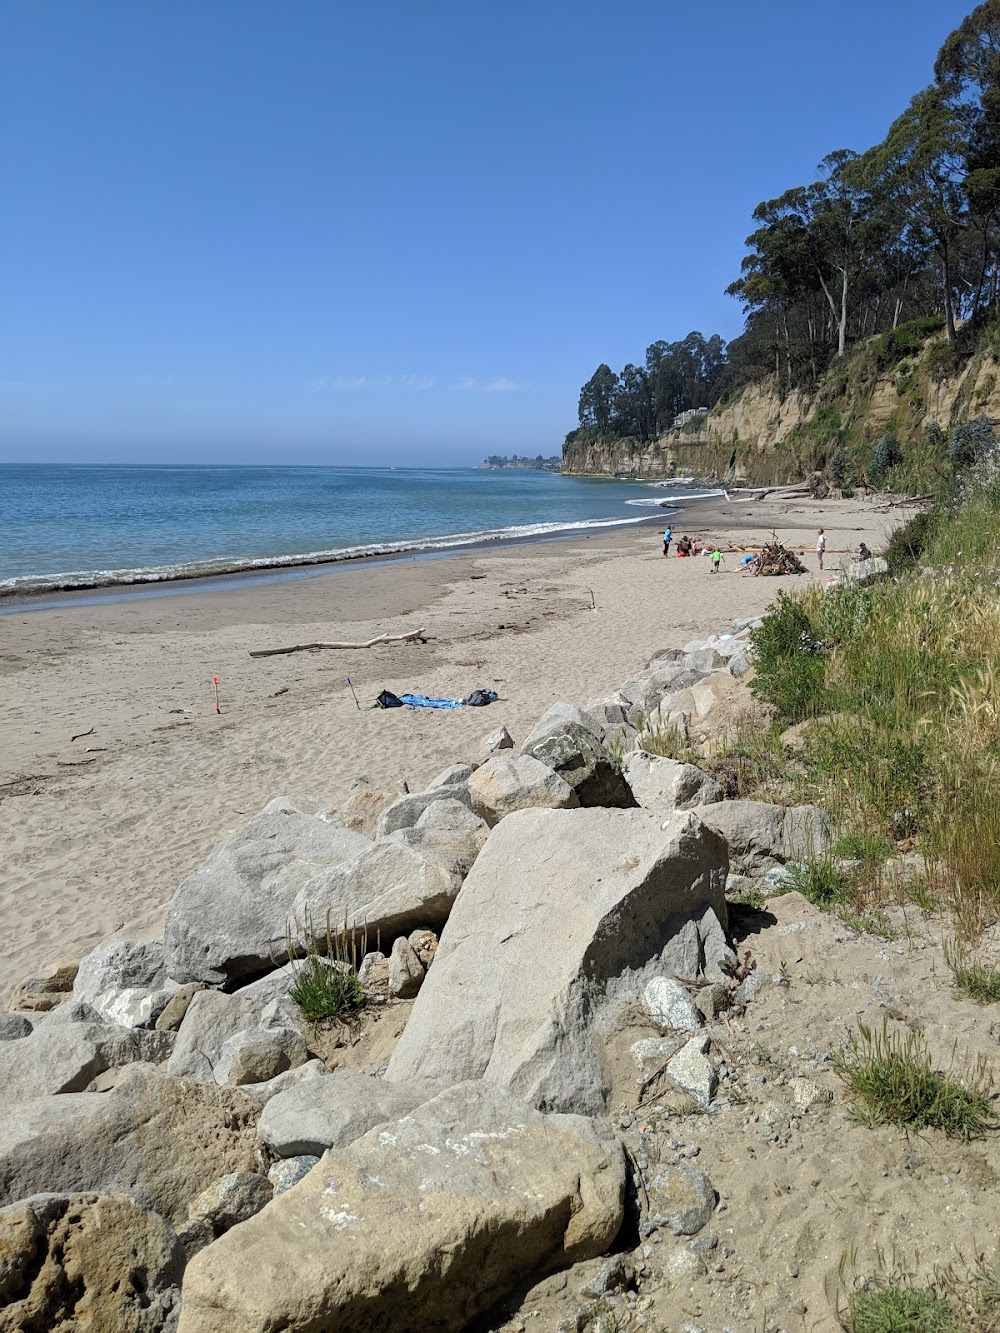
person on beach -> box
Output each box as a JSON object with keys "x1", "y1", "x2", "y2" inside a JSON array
[
  {"x1": 676, "y1": 536, "x2": 689, "y2": 557},
  {"x1": 816, "y1": 528, "x2": 826, "y2": 571},
  {"x1": 662, "y1": 525, "x2": 672, "y2": 557},
  {"x1": 857, "y1": 541, "x2": 871, "y2": 561},
  {"x1": 710, "y1": 547, "x2": 723, "y2": 573}
]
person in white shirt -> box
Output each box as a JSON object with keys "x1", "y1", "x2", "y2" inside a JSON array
[{"x1": 816, "y1": 528, "x2": 826, "y2": 572}]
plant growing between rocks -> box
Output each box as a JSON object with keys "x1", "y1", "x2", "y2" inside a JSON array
[{"x1": 285, "y1": 914, "x2": 368, "y2": 1024}]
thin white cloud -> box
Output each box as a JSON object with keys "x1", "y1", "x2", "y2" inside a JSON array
[
  {"x1": 309, "y1": 374, "x2": 435, "y2": 392},
  {"x1": 452, "y1": 376, "x2": 525, "y2": 393}
]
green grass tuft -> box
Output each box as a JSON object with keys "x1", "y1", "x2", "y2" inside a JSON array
[
  {"x1": 834, "y1": 1021, "x2": 994, "y2": 1140},
  {"x1": 286, "y1": 914, "x2": 369, "y2": 1024},
  {"x1": 946, "y1": 940, "x2": 1000, "y2": 1005},
  {"x1": 832, "y1": 830, "x2": 894, "y2": 869},
  {"x1": 783, "y1": 856, "x2": 853, "y2": 909},
  {"x1": 845, "y1": 1282, "x2": 959, "y2": 1333}
]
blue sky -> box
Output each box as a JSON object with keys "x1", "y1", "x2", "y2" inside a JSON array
[{"x1": 0, "y1": 1, "x2": 976, "y2": 464}]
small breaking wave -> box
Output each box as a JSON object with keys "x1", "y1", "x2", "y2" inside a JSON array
[
  {"x1": 624, "y1": 489, "x2": 724, "y2": 508},
  {"x1": 0, "y1": 513, "x2": 661, "y2": 599}
]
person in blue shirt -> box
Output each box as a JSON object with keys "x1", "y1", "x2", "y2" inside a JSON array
[{"x1": 662, "y1": 525, "x2": 672, "y2": 557}]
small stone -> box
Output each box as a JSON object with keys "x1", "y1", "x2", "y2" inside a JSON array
[
  {"x1": 668, "y1": 1036, "x2": 717, "y2": 1107},
  {"x1": 666, "y1": 1247, "x2": 706, "y2": 1281},
  {"x1": 0, "y1": 1013, "x2": 33, "y2": 1041},
  {"x1": 9, "y1": 960, "x2": 78, "y2": 1012},
  {"x1": 788, "y1": 1077, "x2": 826, "y2": 1109},
  {"x1": 642, "y1": 977, "x2": 702, "y2": 1032},
  {"x1": 357, "y1": 951, "x2": 390, "y2": 989},
  {"x1": 630, "y1": 1037, "x2": 678, "y2": 1075},
  {"x1": 407, "y1": 929, "x2": 438, "y2": 969},
  {"x1": 643, "y1": 1165, "x2": 716, "y2": 1236},
  {"x1": 268, "y1": 1154, "x2": 320, "y2": 1195},
  {"x1": 213, "y1": 1027, "x2": 309, "y2": 1086},
  {"x1": 388, "y1": 937, "x2": 425, "y2": 998},
  {"x1": 155, "y1": 981, "x2": 206, "y2": 1032},
  {"x1": 484, "y1": 726, "x2": 514, "y2": 752},
  {"x1": 582, "y1": 1255, "x2": 634, "y2": 1299}
]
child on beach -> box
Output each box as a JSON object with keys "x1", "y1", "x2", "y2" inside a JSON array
[
  {"x1": 710, "y1": 547, "x2": 723, "y2": 573},
  {"x1": 662, "y1": 525, "x2": 672, "y2": 557},
  {"x1": 816, "y1": 528, "x2": 826, "y2": 572}
]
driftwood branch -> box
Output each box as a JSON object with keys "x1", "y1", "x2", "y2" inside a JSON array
[{"x1": 250, "y1": 628, "x2": 428, "y2": 658}]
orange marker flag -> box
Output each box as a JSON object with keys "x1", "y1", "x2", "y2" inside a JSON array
[{"x1": 213, "y1": 677, "x2": 221, "y2": 715}]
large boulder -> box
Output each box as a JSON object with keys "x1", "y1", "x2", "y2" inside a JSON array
[
  {"x1": 385, "y1": 807, "x2": 729, "y2": 1114},
  {"x1": 176, "y1": 1081, "x2": 625, "y2": 1333},
  {"x1": 384, "y1": 798, "x2": 488, "y2": 879},
  {"x1": 467, "y1": 754, "x2": 579, "y2": 826},
  {"x1": 0, "y1": 1021, "x2": 174, "y2": 1100},
  {"x1": 0, "y1": 1067, "x2": 265, "y2": 1227},
  {"x1": 167, "y1": 969, "x2": 302, "y2": 1082},
  {"x1": 0, "y1": 1192, "x2": 184, "y2": 1333},
  {"x1": 623, "y1": 752, "x2": 724, "y2": 811},
  {"x1": 73, "y1": 937, "x2": 168, "y2": 1006},
  {"x1": 290, "y1": 838, "x2": 467, "y2": 952},
  {"x1": 696, "y1": 800, "x2": 831, "y2": 870},
  {"x1": 837, "y1": 555, "x2": 889, "y2": 585},
  {"x1": 522, "y1": 721, "x2": 634, "y2": 809},
  {"x1": 375, "y1": 784, "x2": 474, "y2": 836},
  {"x1": 213, "y1": 1027, "x2": 309, "y2": 1087},
  {"x1": 257, "y1": 1069, "x2": 436, "y2": 1157},
  {"x1": 163, "y1": 797, "x2": 373, "y2": 986}
]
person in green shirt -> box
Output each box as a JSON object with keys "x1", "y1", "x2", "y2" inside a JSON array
[{"x1": 710, "y1": 547, "x2": 723, "y2": 573}]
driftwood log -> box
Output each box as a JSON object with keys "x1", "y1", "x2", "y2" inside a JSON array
[{"x1": 250, "y1": 628, "x2": 428, "y2": 658}]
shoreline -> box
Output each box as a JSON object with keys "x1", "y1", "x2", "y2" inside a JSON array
[{"x1": 0, "y1": 492, "x2": 906, "y2": 999}]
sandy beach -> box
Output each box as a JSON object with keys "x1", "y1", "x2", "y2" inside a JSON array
[{"x1": 0, "y1": 493, "x2": 900, "y2": 999}]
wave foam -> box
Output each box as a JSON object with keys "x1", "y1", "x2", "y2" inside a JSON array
[{"x1": 0, "y1": 514, "x2": 659, "y2": 598}]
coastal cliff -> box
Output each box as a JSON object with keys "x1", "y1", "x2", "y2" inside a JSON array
[{"x1": 563, "y1": 323, "x2": 1000, "y2": 486}]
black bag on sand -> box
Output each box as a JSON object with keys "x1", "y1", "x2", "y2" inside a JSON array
[
  {"x1": 463, "y1": 689, "x2": 499, "y2": 707},
  {"x1": 376, "y1": 690, "x2": 404, "y2": 709}
]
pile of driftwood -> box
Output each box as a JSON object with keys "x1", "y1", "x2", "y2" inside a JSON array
[{"x1": 752, "y1": 540, "x2": 807, "y2": 576}]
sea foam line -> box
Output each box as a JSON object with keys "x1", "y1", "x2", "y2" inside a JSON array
[{"x1": 0, "y1": 513, "x2": 666, "y2": 598}]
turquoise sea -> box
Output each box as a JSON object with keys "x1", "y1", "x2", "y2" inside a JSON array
[{"x1": 0, "y1": 464, "x2": 720, "y2": 598}]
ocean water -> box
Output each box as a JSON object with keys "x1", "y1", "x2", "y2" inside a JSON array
[{"x1": 0, "y1": 464, "x2": 721, "y2": 597}]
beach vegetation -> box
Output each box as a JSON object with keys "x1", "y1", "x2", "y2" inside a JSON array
[
  {"x1": 945, "y1": 938, "x2": 1000, "y2": 1005},
  {"x1": 286, "y1": 915, "x2": 368, "y2": 1024},
  {"x1": 833, "y1": 1021, "x2": 994, "y2": 1140}
]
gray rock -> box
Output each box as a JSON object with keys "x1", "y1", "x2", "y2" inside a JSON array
[
  {"x1": 357, "y1": 950, "x2": 389, "y2": 989},
  {"x1": 375, "y1": 783, "x2": 473, "y2": 836},
  {"x1": 0, "y1": 1013, "x2": 33, "y2": 1041},
  {"x1": 73, "y1": 937, "x2": 167, "y2": 1006},
  {"x1": 648, "y1": 646, "x2": 685, "y2": 666},
  {"x1": 582, "y1": 1254, "x2": 635, "y2": 1299},
  {"x1": 522, "y1": 702, "x2": 604, "y2": 745},
  {"x1": 178, "y1": 1081, "x2": 625, "y2": 1333},
  {"x1": 241, "y1": 1058, "x2": 331, "y2": 1105},
  {"x1": 214, "y1": 1026, "x2": 309, "y2": 1087},
  {"x1": 8, "y1": 960, "x2": 78, "y2": 1013},
  {"x1": 643, "y1": 1164, "x2": 716, "y2": 1237},
  {"x1": 257, "y1": 1069, "x2": 435, "y2": 1157},
  {"x1": 155, "y1": 981, "x2": 206, "y2": 1032},
  {"x1": 89, "y1": 985, "x2": 176, "y2": 1029},
  {"x1": 584, "y1": 695, "x2": 629, "y2": 728},
  {"x1": 386, "y1": 807, "x2": 728, "y2": 1114},
  {"x1": 642, "y1": 977, "x2": 702, "y2": 1032},
  {"x1": 0, "y1": 1020, "x2": 174, "y2": 1100},
  {"x1": 838, "y1": 556, "x2": 889, "y2": 584},
  {"x1": 0, "y1": 1066, "x2": 264, "y2": 1226},
  {"x1": 468, "y1": 753, "x2": 579, "y2": 826},
  {"x1": 290, "y1": 836, "x2": 467, "y2": 951},
  {"x1": 484, "y1": 725, "x2": 515, "y2": 751},
  {"x1": 668, "y1": 1035, "x2": 717, "y2": 1107},
  {"x1": 387, "y1": 936, "x2": 425, "y2": 998},
  {"x1": 186, "y1": 1170, "x2": 273, "y2": 1236},
  {"x1": 268, "y1": 1154, "x2": 320, "y2": 1194},
  {"x1": 696, "y1": 800, "x2": 831, "y2": 870},
  {"x1": 728, "y1": 647, "x2": 752, "y2": 677},
  {"x1": 426, "y1": 762, "x2": 476, "y2": 788},
  {"x1": 0, "y1": 1192, "x2": 184, "y2": 1333},
  {"x1": 683, "y1": 647, "x2": 727, "y2": 673},
  {"x1": 408, "y1": 928, "x2": 439, "y2": 968},
  {"x1": 629, "y1": 1036, "x2": 679, "y2": 1075},
  {"x1": 164, "y1": 798, "x2": 373, "y2": 986},
  {"x1": 522, "y1": 721, "x2": 634, "y2": 808},
  {"x1": 385, "y1": 797, "x2": 488, "y2": 880},
  {"x1": 167, "y1": 971, "x2": 301, "y2": 1082},
  {"x1": 735, "y1": 970, "x2": 768, "y2": 1005},
  {"x1": 623, "y1": 752, "x2": 724, "y2": 812}
]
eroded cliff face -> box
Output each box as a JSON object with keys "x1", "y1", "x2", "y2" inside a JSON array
[{"x1": 562, "y1": 336, "x2": 1000, "y2": 484}]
